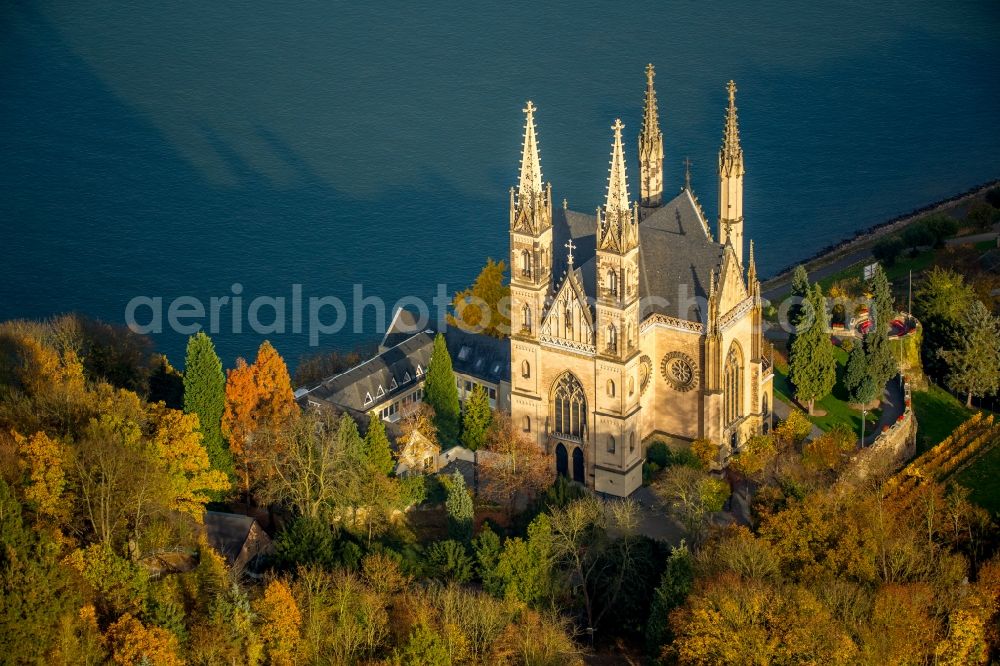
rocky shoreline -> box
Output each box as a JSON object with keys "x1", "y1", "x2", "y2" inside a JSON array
[{"x1": 764, "y1": 178, "x2": 1000, "y2": 287}]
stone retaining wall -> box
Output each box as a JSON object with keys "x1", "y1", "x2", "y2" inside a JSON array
[{"x1": 851, "y1": 376, "x2": 917, "y2": 479}]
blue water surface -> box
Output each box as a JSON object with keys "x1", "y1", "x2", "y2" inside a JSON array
[{"x1": 1, "y1": 1, "x2": 997, "y2": 367}]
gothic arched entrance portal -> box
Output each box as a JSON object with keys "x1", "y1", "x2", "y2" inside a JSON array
[
  {"x1": 555, "y1": 443, "x2": 568, "y2": 477},
  {"x1": 572, "y1": 447, "x2": 585, "y2": 484}
]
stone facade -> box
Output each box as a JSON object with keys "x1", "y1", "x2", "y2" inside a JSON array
[{"x1": 509, "y1": 68, "x2": 772, "y2": 497}]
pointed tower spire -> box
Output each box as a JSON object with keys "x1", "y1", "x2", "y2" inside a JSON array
[
  {"x1": 510, "y1": 101, "x2": 552, "y2": 237},
  {"x1": 639, "y1": 64, "x2": 664, "y2": 209},
  {"x1": 606, "y1": 118, "x2": 630, "y2": 213},
  {"x1": 518, "y1": 101, "x2": 543, "y2": 198},
  {"x1": 747, "y1": 239, "x2": 760, "y2": 299},
  {"x1": 604, "y1": 118, "x2": 629, "y2": 210},
  {"x1": 718, "y1": 80, "x2": 746, "y2": 266},
  {"x1": 683, "y1": 157, "x2": 692, "y2": 191},
  {"x1": 722, "y1": 81, "x2": 742, "y2": 161},
  {"x1": 599, "y1": 119, "x2": 638, "y2": 253}
]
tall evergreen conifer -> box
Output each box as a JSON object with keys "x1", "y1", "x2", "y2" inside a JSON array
[
  {"x1": 461, "y1": 385, "x2": 492, "y2": 451},
  {"x1": 183, "y1": 332, "x2": 231, "y2": 475},
  {"x1": 424, "y1": 334, "x2": 461, "y2": 446},
  {"x1": 363, "y1": 415, "x2": 395, "y2": 476},
  {"x1": 864, "y1": 265, "x2": 896, "y2": 390},
  {"x1": 444, "y1": 470, "x2": 474, "y2": 541},
  {"x1": 940, "y1": 300, "x2": 1000, "y2": 407},
  {"x1": 787, "y1": 264, "x2": 810, "y2": 346},
  {"x1": 789, "y1": 284, "x2": 837, "y2": 414}
]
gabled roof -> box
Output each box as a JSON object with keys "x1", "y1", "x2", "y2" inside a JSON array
[
  {"x1": 204, "y1": 511, "x2": 273, "y2": 568},
  {"x1": 444, "y1": 326, "x2": 511, "y2": 384},
  {"x1": 636, "y1": 189, "x2": 724, "y2": 322},
  {"x1": 302, "y1": 311, "x2": 512, "y2": 415},
  {"x1": 556, "y1": 189, "x2": 724, "y2": 324},
  {"x1": 300, "y1": 331, "x2": 435, "y2": 411},
  {"x1": 380, "y1": 307, "x2": 422, "y2": 351},
  {"x1": 715, "y1": 239, "x2": 749, "y2": 314},
  {"x1": 542, "y1": 264, "x2": 596, "y2": 337}
]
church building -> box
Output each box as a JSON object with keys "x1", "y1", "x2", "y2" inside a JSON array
[{"x1": 508, "y1": 66, "x2": 773, "y2": 496}]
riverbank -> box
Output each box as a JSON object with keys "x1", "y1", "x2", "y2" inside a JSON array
[{"x1": 762, "y1": 179, "x2": 1000, "y2": 298}]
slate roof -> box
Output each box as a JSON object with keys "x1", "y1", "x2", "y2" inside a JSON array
[
  {"x1": 301, "y1": 331, "x2": 434, "y2": 411},
  {"x1": 553, "y1": 189, "x2": 723, "y2": 323},
  {"x1": 204, "y1": 511, "x2": 272, "y2": 567},
  {"x1": 380, "y1": 307, "x2": 421, "y2": 351},
  {"x1": 444, "y1": 326, "x2": 511, "y2": 383},
  {"x1": 300, "y1": 309, "x2": 512, "y2": 414},
  {"x1": 636, "y1": 189, "x2": 723, "y2": 321}
]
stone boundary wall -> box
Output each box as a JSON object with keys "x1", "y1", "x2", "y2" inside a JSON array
[{"x1": 852, "y1": 375, "x2": 917, "y2": 479}]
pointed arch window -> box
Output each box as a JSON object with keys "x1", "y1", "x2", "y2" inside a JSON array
[
  {"x1": 522, "y1": 303, "x2": 532, "y2": 333},
  {"x1": 521, "y1": 359, "x2": 531, "y2": 378},
  {"x1": 520, "y1": 249, "x2": 532, "y2": 277},
  {"x1": 564, "y1": 302, "x2": 574, "y2": 337},
  {"x1": 523, "y1": 416, "x2": 531, "y2": 433},
  {"x1": 629, "y1": 432, "x2": 636, "y2": 453},
  {"x1": 607, "y1": 324, "x2": 618, "y2": 354},
  {"x1": 607, "y1": 379, "x2": 616, "y2": 397},
  {"x1": 552, "y1": 373, "x2": 586, "y2": 439},
  {"x1": 607, "y1": 435, "x2": 616, "y2": 454},
  {"x1": 607, "y1": 269, "x2": 619, "y2": 297},
  {"x1": 724, "y1": 344, "x2": 744, "y2": 425}
]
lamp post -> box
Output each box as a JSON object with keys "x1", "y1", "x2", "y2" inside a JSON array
[{"x1": 860, "y1": 405, "x2": 866, "y2": 448}]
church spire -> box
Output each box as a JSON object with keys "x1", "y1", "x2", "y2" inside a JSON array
[
  {"x1": 510, "y1": 101, "x2": 552, "y2": 236},
  {"x1": 639, "y1": 64, "x2": 664, "y2": 209},
  {"x1": 720, "y1": 81, "x2": 743, "y2": 173},
  {"x1": 606, "y1": 118, "x2": 630, "y2": 213},
  {"x1": 747, "y1": 239, "x2": 760, "y2": 299},
  {"x1": 518, "y1": 101, "x2": 543, "y2": 198},
  {"x1": 718, "y1": 80, "x2": 745, "y2": 265},
  {"x1": 598, "y1": 119, "x2": 638, "y2": 253}
]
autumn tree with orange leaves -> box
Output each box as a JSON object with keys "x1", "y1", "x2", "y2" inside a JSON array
[
  {"x1": 479, "y1": 411, "x2": 551, "y2": 514},
  {"x1": 105, "y1": 613, "x2": 184, "y2": 666},
  {"x1": 223, "y1": 340, "x2": 298, "y2": 499},
  {"x1": 254, "y1": 578, "x2": 302, "y2": 665}
]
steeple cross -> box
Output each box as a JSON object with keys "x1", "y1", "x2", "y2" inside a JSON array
[
  {"x1": 565, "y1": 238, "x2": 576, "y2": 266},
  {"x1": 523, "y1": 100, "x2": 536, "y2": 115}
]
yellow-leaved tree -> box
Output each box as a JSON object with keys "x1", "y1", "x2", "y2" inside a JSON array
[
  {"x1": 148, "y1": 403, "x2": 230, "y2": 519},
  {"x1": 13, "y1": 429, "x2": 68, "y2": 523}
]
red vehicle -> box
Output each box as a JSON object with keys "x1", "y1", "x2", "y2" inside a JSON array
[{"x1": 859, "y1": 320, "x2": 872, "y2": 335}]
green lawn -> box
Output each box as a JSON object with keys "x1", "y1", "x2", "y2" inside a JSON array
[
  {"x1": 910, "y1": 384, "x2": 972, "y2": 455},
  {"x1": 773, "y1": 346, "x2": 879, "y2": 437},
  {"x1": 910, "y1": 383, "x2": 1000, "y2": 514}
]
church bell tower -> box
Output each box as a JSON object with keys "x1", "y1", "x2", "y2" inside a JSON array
[
  {"x1": 718, "y1": 81, "x2": 745, "y2": 265},
  {"x1": 509, "y1": 101, "x2": 553, "y2": 340},
  {"x1": 593, "y1": 119, "x2": 644, "y2": 495}
]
